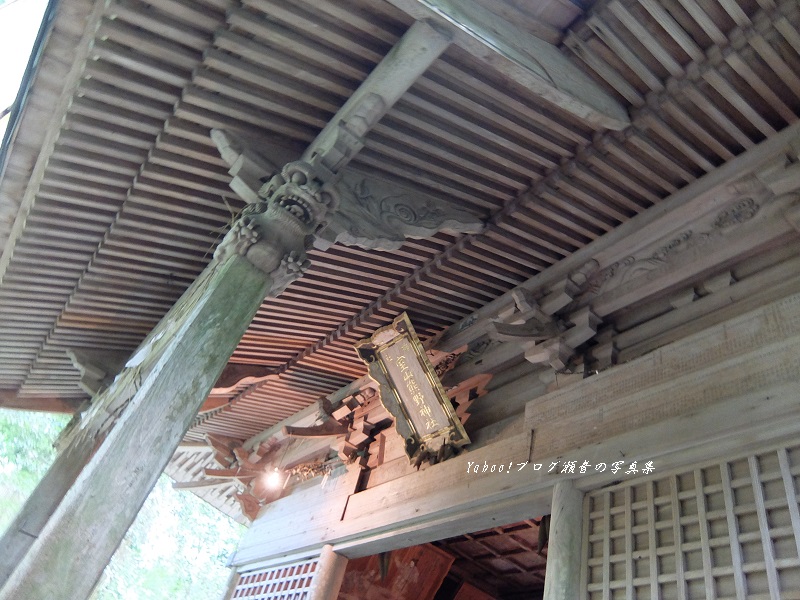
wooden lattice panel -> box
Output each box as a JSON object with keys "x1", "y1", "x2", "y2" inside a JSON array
[
  {"x1": 584, "y1": 445, "x2": 800, "y2": 600},
  {"x1": 232, "y1": 558, "x2": 318, "y2": 600}
]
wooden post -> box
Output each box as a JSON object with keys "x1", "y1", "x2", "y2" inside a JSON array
[
  {"x1": 220, "y1": 567, "x2": 241, "y2": 600},
  {"x1": 0, "y1": 255, "x2": 272, "y2": 600},
  {"x1": 542, "y1": 480, "x2": 585, "y2": 600},
  {"x1": 0, "y1": 431, "x2": 95, "y2": 584},
  {"x1": 308, "y1": 544, "x2": 349, "y2": 600}
]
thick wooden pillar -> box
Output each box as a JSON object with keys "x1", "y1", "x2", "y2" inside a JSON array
[
  {"x1": 0, "y1": 430, "x2": 95, "y2": 584},
  {"x1": 542, "y1": 480, "x2": 585, "y2": 600},
  {"x1": 0, "y1": 255, "x2": 271, "y2": 599},
  {"x1": 308, "y1": 545, "x2": 349, "y2": 600}
]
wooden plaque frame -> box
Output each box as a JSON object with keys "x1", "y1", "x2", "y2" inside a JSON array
[{"x1": 354, "y1": 313, "x2": 470, "y2": 461}]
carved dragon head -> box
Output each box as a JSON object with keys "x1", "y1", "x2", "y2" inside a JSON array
[
  {"x1": 259, "y1": 161, "x2": 339, "y2": 236},
  {"x1": 214, "y1": 160, "x2": 339, "y2": 282}
]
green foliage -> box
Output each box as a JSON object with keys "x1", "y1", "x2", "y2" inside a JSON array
[
  {"x1": 0, "y1": 409, "x2": 67, "y2": 530},
  {"x1": 0, "y1": 410, "x2": 244, "y2": 599}
]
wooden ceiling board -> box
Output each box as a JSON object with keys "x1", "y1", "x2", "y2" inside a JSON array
[{"x1": 435, "y1": 521, "x2": 548, "y2": 599}]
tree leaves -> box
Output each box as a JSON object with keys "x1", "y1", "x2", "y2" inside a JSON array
[
  {"x1": 0, "y1": 409, "x2": 67, "y2": 530},
  {"x1": 0, "y1": 410, "x2": 243, "y2": 599}
]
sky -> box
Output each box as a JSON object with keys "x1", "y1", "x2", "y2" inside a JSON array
[{"x1": 0, "y1": 0, "x2": 49, "y2": 142}]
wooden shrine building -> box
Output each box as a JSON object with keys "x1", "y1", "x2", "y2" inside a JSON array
[{"x1": 1, "y1": 0, "x2": 800, "y2": 598}]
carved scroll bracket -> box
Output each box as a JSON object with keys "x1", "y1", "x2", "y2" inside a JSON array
[
  {"x1": 314, "y1": 171, "x2": 485, "y2": 251},
  {"x1": 581, "y1": 177, "x2": 778, "y2": 303},
  {"x1": 212, "y1": 129, "x2": 486, "y2": 261}
]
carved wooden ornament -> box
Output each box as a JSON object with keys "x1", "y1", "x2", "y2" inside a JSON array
[{"x1": 355, "y1": 313, "x2": 470, "y2": 463}]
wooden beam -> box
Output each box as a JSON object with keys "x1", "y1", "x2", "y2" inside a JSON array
[
  {"x1": 241, "y1": 377, "x2": 374, "y2": 452},
  {"x1": 0, "y1": 391, "x2": 81, "y2": 414},
  {"x1": 175, "y1": 441, "x2": 212, "y2": 451},
  {"x1": 172, "y1": 479, "x2": 232, "y2": 491},
  {"x1": 384, "y1": 0, "x2": 630, "y2": 130},
  {"x1": 302, "y1": 19, "x2": 452, "y2": 180},
  {"x1": 284, "y1": 421, "x2": 349, "y2": 437}
]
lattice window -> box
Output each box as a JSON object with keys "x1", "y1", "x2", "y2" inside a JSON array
[
  {"x1": 231, "y1": 557, "x2": 318, "y2": 600},
  {"x1": 584, "y1": 444, "x2": 800, "y2": 599}
]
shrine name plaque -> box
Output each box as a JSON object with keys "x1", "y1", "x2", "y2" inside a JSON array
[{"x1": 355, "y1": 313, "x2": 469, "y2": 462}]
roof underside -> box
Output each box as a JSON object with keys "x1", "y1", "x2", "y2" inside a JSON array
[{"x1": 1, "y1": 0, "x2": 799, "y2": 516}]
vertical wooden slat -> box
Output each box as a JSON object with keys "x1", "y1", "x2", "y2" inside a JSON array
[
  {"x1": 638, "y1": 0, "x2": 704, "y2": 62},
  {"x1": 646, "y1": 481, "x2": 659, "y2": 600},
  {"x1": 624, "y1": 486, "x2": 634, "y2": 600},
  {"x1": 694, "y1": 469, "x2": 717, "y2": 599},
  {"x1": 603, "y1": 492, "x2": 611, "y2": 600},
  {"x1": 670, "y1": 475, "x2": 688, "y2": 600},
  {"x1": 749, "y1": 35, "x2": 800, "y2": 99},
  {"x1": 748, "y1": 455, "x2": 781, "y2": 600},
  {"x1": 608, "y1": 0, "x2": 685, "y2": 77},
  {"x1": 723, "y1": 53, "x2": 797, "y2": 123},
  {"x1": 580, "y1": 495, "x2": 591, "y2": 600},
  {"x1": 778, "y1": 449, "x2": 800, "y2": 561},
  {"x1": 718, "y1": 0, "x2": 751, "y2": 27},
  {"x1": 701, "y1": 71, "x2": 776, "y2": 137},
  {"x1": 720, "y1": 462, "x2": 747, "y2": 600},
  {"x1": 674, "y1": 0, "x2": 726, "y2": 45}
]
